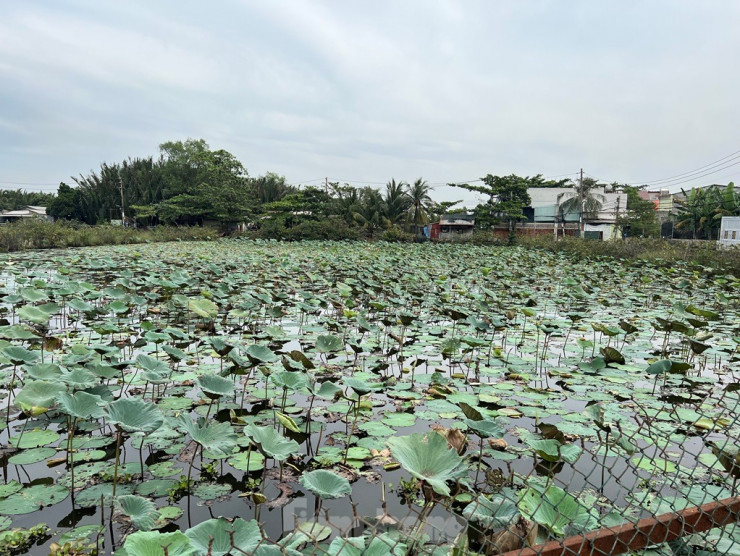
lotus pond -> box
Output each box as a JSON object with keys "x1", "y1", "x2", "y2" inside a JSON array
[{"x1": 0, "y1": 239, "x2": 739, "y2": 555}]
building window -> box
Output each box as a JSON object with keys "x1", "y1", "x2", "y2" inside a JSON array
[
  {"x1": 725, "y1": 231, "x2": 729, "y2": 239},
  {"x1": 733, "y1": 231, "x2": 737, "y2": 240}
]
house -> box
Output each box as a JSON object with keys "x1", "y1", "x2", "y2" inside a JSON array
[
  {"x1": 515, "y1": 187, "x2": 627, "y2": 240},
  {"x1": 718, "y1": 216, "x2": 740, "y2": 248},
  {"x1": 430, "y1": 214, "x2": 475, "y2": 240},
  {"x1": 0, "y1": 206, "x2": 52, "y2": 224}
]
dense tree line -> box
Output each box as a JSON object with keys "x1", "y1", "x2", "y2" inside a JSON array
[
  {"x1": 44, "y1": 139, "x2": 457, "y2": 236},
  {"x1": 18, "y1": 137, "x2": 727, "y2": 241},
  {"x1": 0, "y1": 190, "x2": 55, "y2": 212}
]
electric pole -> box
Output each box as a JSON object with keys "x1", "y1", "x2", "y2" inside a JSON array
[
  {"x1": 119, "y1": 176, "x2": 125, "y2": 225},
  {"x1": 325, "y1": 177, "x2": 329, "y2": 196},
  {"x1": 579, "y1": 168, "x2": 584, "y2": 237}
]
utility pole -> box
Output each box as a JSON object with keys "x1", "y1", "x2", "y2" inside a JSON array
[
  {"x1": 119, "y1": 176, "x2": 125, "y2": 225},
  {"x1": 579, "y1": 168, "x2": 584, "y2": 237},
  {"x1": 325, "y1": 177, "x2": 329, "y2": 196}
]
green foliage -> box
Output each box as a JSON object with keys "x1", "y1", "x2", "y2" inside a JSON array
[
  {"x1": 0, "y1": 523, "x2": 50, "y2": 555},
  {"x1": 47, "y1": 183, "x2": 84, "y2": 221},
  {"x1": 556, "y1": 177, "x2": 606, "y2": 230},
  {"x1": 387, "y1": 433, "x2": 468, "y2": 497},
  {"x1": 0, "y1": 219, "x2": 215, "y2": 252},
  {"x1": 675, "y1": 183, "x2": 739, "y2": 240},
  {"x1": 0, "y1": 189, "x2": 55, "y2": 212},
  {"x1": 615, "y1": 185, "x2": 660, "y2": 238},
  {"x1": 451, "y1": 174, "x2": 556, "y2": 231}
]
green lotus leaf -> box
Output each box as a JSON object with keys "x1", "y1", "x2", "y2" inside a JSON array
[
  {"x1": 185, "y1": 517, "x2": 262, "y2": 556},
  {"x1": 15, "y1": 380, "x2": 65, "y2": 415},
  {"x1": 188, "y1": 297, "x2": 218, "y2": 319},
  {"x1": 227, "y1": 451, "x2": 265, "y2": 472},
  {"x1": 58, "y1": 524, "x2": 104, "y2": 546},
  {"x1": 8, "y1": 447, "x2": 56, "y2": 465},
  {"x1": 193, "y1": 482, "x2": 231, "y2": 501},
  {"x1": 117, "y1": 494, "x2": 160, "y2": 531},
  {"x1": 244, "y1": 424, "x2": 300, "y2": 462},
  {"x1": 270, "y1": 370, "x2": 308, "y2": 392},
  {"x1": 123, "y1": 530, "x2": 196, "y2": 556},
  {"x1": 245, "y1": 344, "x2": 278, "y2": 365},
  {"x1": 136, "y1": 354, "x2": 170, "y2": 375},
  {"x1": 463, "y1": 492, "x2": 520, "y2": 529},
  {"x1": 25, "y1": 363, "x2": 62, "y2": 380},
  {"x1": 464, "y1": 418, "x2": 504, "y2": 439},
  {"x1": 8, "y1": 428, "x2": 59, "y2": 449},
  {"x1": 518, "y1": 484, "x2": 597, "y2": 536},
  {"x1": 316, "y1": 334, "x2": 343, "y2": 353},
  {"x1": 526, "y1": 439, "x2": 582, "y2": 464},
  {"x1": 17, "y1": 305, "x2": 55, "y2": 326},
  {"x1": 299, "y1": 470, "x2": 352, "y2": 500},
  {"x1": 0, "y1": 484, "x2": 68, "y2": 515},
  {"x1": 311, "y1": 380, "x2": 342, "y2": 399},
  {"x1": 105, "y1": 398, "x2": 164, "y2": 434},
  {"x1": 387, "y1": 433, "x2": 468, "y2": 497},
  {"x1": 57, "y1": 391, "x2": 105, "y2": 420},
  {"x1": 0, "y1": 325, "x2": 39, "y2": 340},
  {"x1": 197, "y1": 373, "x2": 234, "y2": 398},
  {"x1": 343, "y1": 377, "x2": 384, "y2": 396},
  {"x1": 645, "y1": 359, "x2": 673, "y2": 375},
  {"x1": 179, "y1": 416, "x2": 237, "y2": 456},
  {"x1": 2, "y1": 345, "x2": 39, "y2": 366},
  {"x1": 296, "y1": 521, "x2": 332, "y2": 542}
]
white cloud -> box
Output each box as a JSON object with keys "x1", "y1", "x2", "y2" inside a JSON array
[{"x1": 0, "y1": 0, "x2": 738, "y2": 197}]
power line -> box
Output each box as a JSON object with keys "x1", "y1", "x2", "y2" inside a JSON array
[
  {"x1": 626, "y1": 149, "x2": 740, "y2": 186},
  {"x1": 0, "y1": 180, "x2": 58, "y2": 187}
]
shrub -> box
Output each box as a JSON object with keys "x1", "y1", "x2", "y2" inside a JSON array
[
  {"x1": 379, "y1": 227, "x2": 414, "y2": 243},
  {"x1": 0, "y1": 220, "x2": 216, "y2": 252}
]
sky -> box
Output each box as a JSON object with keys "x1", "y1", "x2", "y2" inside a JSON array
[{"x1": 1, "y1": 1, "x2": 739, "y2": 207}]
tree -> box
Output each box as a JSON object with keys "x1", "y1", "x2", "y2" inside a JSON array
[
  {"x1": 615, "y1": 186, "x2": 660, "y2": 238},
  {"x1": 674, "y1": 186, "x2": 733, "y2": 240},
  {"x1": 556, "y1": 177, "x2": 606, "y2": 236},
  {"x1": 158, "y1": 149, "x2": 250, "y2": 228},
  {"x1": 405, "y1": 178, "x2": 433, "y2": 235},
  {"x1": 353, "y1": 187, "x2": 390, "y2": 237},
  {"x1": 47, "y1": 183, "x2": 84, "y2": 221},
  {"x1": 252, "y1": 172, "x2": 295, "y2": 204},
  {"x1": 383, "y1": 179, "x2": 410, "y2": 226},
  {"x1": 0, "y1": 189, "x2": 55, "y2": 212},
  {"x1": 450, "y1": 174, "x2": 533, "y2": 237}
]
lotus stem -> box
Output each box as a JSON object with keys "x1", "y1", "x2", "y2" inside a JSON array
[{"x1": 111, "y1": 426, "x2": 123, "y2": 501}]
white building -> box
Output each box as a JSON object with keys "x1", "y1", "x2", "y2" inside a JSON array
[
  {"x1": 718, "y1": 216, "x2": 740, "y2": 248},
  {"x1": 524, "y1": 187, "x2": 627, "y2": 240},
  {"x1": 0, "y1": 206, "x2": 52, "y2": 224}
]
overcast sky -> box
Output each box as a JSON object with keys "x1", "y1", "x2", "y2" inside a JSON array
[{"x1": 1, "y1": 1, "x2": 738, "y2": 205}]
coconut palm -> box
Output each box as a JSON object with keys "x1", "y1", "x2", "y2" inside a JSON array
[
  {"x1": 405, "y1": 178, "x2": 433, "y2": 235},
  {"x1": 353, "y1": 187, "x2": 390, "y2": 237},
  {"x1": 557, "y1": 177, "x2": 606, "y2": 236},
  {"x1": 383, "y1": 178, "x2": 411, "y2": 226}
]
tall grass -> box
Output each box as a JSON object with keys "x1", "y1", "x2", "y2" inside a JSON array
[
  {"x1": 0, "y1": 220, "x2": 217, "y2": 252},
  {"x1": 464, "y1": 232, "x2": 740, "y2": 276}
]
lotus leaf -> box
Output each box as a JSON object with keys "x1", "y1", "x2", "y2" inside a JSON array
[
  {"x1": 244, "y1": 424, "x2": 300, "y2": 461},
  {"x1": 117, "y1": 495, "x2": 160, "y2": 531},
  {"x1": 185, "y1": 517, "x2": 262, "y2": 556},
  {"x1": 387, "y1": 433, "x2": 468, "y2": 496},
  {"x1": 299, "y1": 470, "x2": 352, "y2": 499},
  {"x1": 105, "y1": 398, "x2": 164, "y2": 434}
]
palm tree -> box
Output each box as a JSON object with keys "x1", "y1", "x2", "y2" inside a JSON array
[
  {"x1": 557, "y1": 177, "x2": 606, "y2": 236},
  {"x1": 405, "y1": 178, "x2": 433, "y2": 236},
  {"x1": 383, "y1": 179, "x2": 410, "y2": 226},
  {"x1": 353, "y1": 187, "x2": 390, "y2": 237}
]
